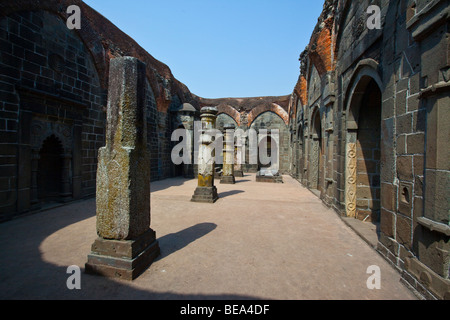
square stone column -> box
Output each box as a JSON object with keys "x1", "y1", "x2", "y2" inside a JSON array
[
  {"x1": 221, "y1": 124, "x2": 236, "y2": 184},
  {"x1": 191, "y1": 107, "x2": 219, "y2": 203},
  {"x1": 234, "y1": 147, "x2": 244, "y2": 178},
  {"x1": 85, "y1": 57, "x2": 160, "y2": 280}
]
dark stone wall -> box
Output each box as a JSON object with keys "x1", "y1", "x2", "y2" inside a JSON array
[
  {"x1": 288, "y1": 0, "x2": 450, "y2": 299},
  {"x1": 0, "y1": 8, "x2": 175, "y2": 220},
  {"x1": 0, "y1": 10, "x2": 106, "y2": 220}
]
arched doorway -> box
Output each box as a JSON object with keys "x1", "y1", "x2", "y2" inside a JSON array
[
  {"x1": 346, "y1": 75, "x2": 382, "y2": 222},
  {"x1": 296, "y1": 124, "x2": 304, "y2": 180},
  {"x1": 249, "y1": 111, "x2": 288, "y2": 174},
  {"x1": 37, "y1": 135, "x2": 64, "y2": 203},
  {"x1": 309, "y1": 108, "x2": 323, "y2": 194}
]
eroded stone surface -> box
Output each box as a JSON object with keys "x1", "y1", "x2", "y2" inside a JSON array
[{"x1": 96, "y1": 57, "x2": 151, "y2": 240}]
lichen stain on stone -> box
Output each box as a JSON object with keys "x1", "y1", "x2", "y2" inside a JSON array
[{"x1": 198, "y1": 174, "x2": 213, "y2": 187}]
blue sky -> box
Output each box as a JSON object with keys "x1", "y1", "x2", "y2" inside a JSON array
[{"x1": 84, "y1": 0, "x2": 324, "y2": 99}]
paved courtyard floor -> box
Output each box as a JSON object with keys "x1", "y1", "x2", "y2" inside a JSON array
[{"x1": 0, "y1": 173, "x2": 417, "y2": 300}]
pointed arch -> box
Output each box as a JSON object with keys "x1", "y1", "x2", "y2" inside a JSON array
[
  {"x1": 247, "y1": 103, "x2": 289, "y2": 128},
  {"x1": 217, "y1": 105, "x2": 241, "y2": 127}
]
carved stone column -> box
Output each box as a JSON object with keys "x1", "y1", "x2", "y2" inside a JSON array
[
  {"x1": 191, "y1": 107, "x2": 219, "y2": 203},
  {"x1": 234, "y1": 134, "x2": 244, "y2": 177},
  {"x1": 85, "y1": 57, "x2": 160, "y2": 280},
  {"x1": 221, "y1": 124, "x2": 236, "y2": 184}
]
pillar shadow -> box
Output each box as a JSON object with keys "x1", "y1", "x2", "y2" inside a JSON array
[
  {"x1": 150, "y1": 176, "x2": 193, "y2": 193},
  {"x1": 218, "y1": 190, "x2": 245, "y2": 198},
  {"x1": 156, "y1": 222, "x2": 217, "y2": 260},
  {"x1": 0, "y1": 200, "x2": 263, "y2": 300},
  {"x1": 235, "y1": 179, "x2": 251, "y2": 184}
]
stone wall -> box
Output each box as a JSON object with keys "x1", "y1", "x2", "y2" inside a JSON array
[
  {"x1": 287, "y1": 0, "x2": 450, "y2": 299},
  {"x1": 0, "y1": 10, "x2": 105, "y2": 219},
  {"x1": 0, "y1": 1, "x2": 200, "y2": 221}
]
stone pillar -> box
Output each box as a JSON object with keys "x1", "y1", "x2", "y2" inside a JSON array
[
  {"x1": 221, "y1": 124, "x2": 236, "y2": 184},
  {"x1": 234, "y1": 146, "x2": 244, "y2": 177},
  {"x1": 191, "y1": 107, "x2": 219, "y2": 203},
  {"x1": 184, "y1": 122, "x2": 195, "y2": 179},
  {"x1": 234, "y1": 131, "x2": 244, "y2": 177},
  {"x1": 85, "y1": 57, "x2": 160, "y2": 280}
]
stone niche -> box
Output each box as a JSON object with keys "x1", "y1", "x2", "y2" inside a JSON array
[{"x1": 16, "y1": 87, "x2": 86, "y2": 213}]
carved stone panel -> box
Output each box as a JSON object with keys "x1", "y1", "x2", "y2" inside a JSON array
[
  {"x1": 31, "y1": 118, "x2": 73, "y2": 152},
  {"x1": 346, "y1": 142, "x2": 357, "y2": 218}
]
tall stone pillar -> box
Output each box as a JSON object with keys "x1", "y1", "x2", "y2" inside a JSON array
[
  {"x1": 234, "y1": 136, "x2": 244, "y2": 178},
  {"x1": 191, "y1": 107, "x2": 219, "y2": 203},
  {"x1": 85, "y1": 57, "x2": 160, "y2": 280},
  {"x1": 221, "y1": 124, "x2": 236, "y2": 184}
]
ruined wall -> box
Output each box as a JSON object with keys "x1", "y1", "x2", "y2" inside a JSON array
[
  {"x1": 0, "y1": 10, "x2": 106, "y2": 219},
  {"x1": 288, "y1": 0, "x2": 450, "y2": 299},
  {"x1": 198, "y1": 96, "x2": 291, "y2": 174},
  {"x1": 0, "y1": 0, "x2": 199, "y2": 220}
]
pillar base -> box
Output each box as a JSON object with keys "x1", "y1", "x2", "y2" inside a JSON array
[
  {"x1": 191, "y1": 186, "x2": 219, "y2": 203},
  {"x1": 234, "y1": 170, "x2": 244, "y2": 177},
  {"x1": 220, "y1": 175, "x2": 236, "y2": 184},
  {"x1": 85, "y1": 229, "x2": 160, "y2": 281},
  {"x1": 256, "y1": 172, "x2": 284, "y2": 183}
]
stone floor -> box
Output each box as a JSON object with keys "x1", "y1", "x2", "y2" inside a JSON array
[{"x1": 0, "y1": 173, "x2": 417, "y2": 300}]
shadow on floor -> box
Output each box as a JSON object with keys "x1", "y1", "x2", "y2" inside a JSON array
[
  {"x1": 219, "y1": 190, "x2": 245, "y2": 199},
  {"x1": 156, "y1": 222, "x2": 217, "y2": 260},
  {"x1": 150, "y1": 176, "x2": 194, "y2": 193},
  {"x1": 235, "y1": 179, "x2": 251, "y2": 184},
  {"x1": 0, "y1": 194, "x2": 261, "y2": 300}
]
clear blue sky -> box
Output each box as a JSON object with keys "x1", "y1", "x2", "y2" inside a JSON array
[{"x1": 84, "y1": 0, "x2": 324, "y2": 99}]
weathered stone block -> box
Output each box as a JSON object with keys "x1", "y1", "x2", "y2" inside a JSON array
[
  {"x1": 407, "y1": 133, "x2": 424, "y2": 154},
  {"x1": 86, "y1": 229, "x2": 160, "y2": 280},
  {"x1": 424, "y1": 169, "x2": 450, "y2": 224},
  {"x1": 191, "y1": 186, "x2": 219, "y2": 203},
  {"x1": 396, "y1": 214, "x2": 412, "y2": 249},
  {"x1": 396, "y1": 113, "x2": 412, "y2": 134},
  {"x1": 397, "y1": 155, "x2": 413, "y2": 181},
  {"x1": 380, "y1": 208, "x2": 395, "y2": 238}
]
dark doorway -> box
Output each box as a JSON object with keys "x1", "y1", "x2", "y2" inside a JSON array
[
  {"x1": 356, "y1": 79, "x2": 382, "y2": 222},
  {"x1": 310, "y1": 110, "x2": 323, "y2": 193},
  {"x1": 38, "y1": 135, "x2": 63, "y2": 202}
]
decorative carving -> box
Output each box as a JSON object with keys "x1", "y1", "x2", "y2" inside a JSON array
[
  {"x1": 346, "y1": 143, "x2": 357, "y2": 217},
  {"x1": 31, "y1": 118, "x2": 73, "y2": 152},
  {"x1": 310, "y1": 139, "x2": 319, "y2": 189}
]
